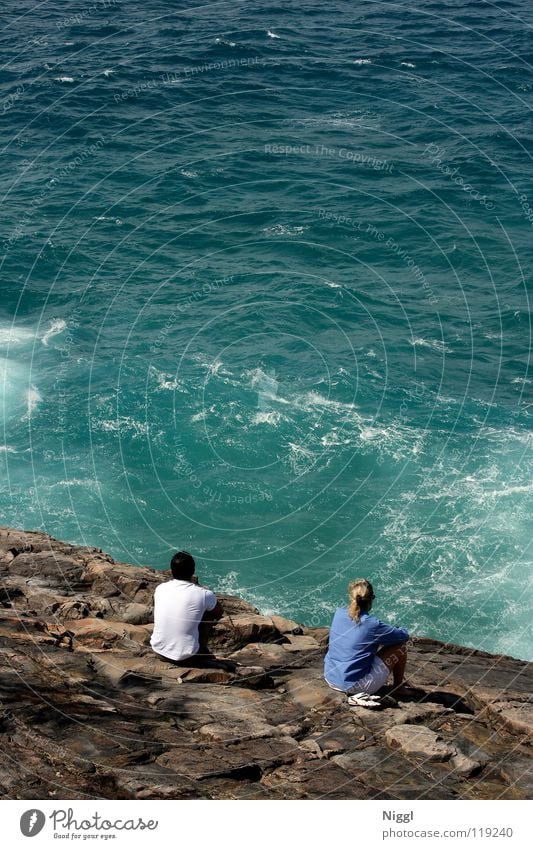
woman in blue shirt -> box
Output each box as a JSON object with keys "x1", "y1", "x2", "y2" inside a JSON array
[{"x1": 324, "y1": 578, "x2": 409, "y2": 701}]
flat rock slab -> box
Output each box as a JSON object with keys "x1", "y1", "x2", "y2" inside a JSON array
[
  {"x1": 283, "y1": 634, "x2": 321, "y2": 652},
  {"x1": 284, "y1": 670, "x2": 344, "y2": 710},
  {"x1": 499, "y1": 756, "x2": 533, "y2": 794},
  {"x1": 333, "y1": 745, "x2": 459, "y2": 800},
  {"x1": 212, "y1": 615, "x2": 282, "y2": 651},
  {"x1": 198, "y1": 717, "x2": 281, "y2": 742},
  {"x1": 385, "y1": 724, "x2": 455, "y2": 761},
  {"x1": 229, "y1": 642, "x2": 292, "y2": 667},
  {"x1": 450, "y1": 752, "x2": 483, "y2": 777},
  {"x1": 485, "y1": 701, "x2": 533, "y2": 738},
  {"x1": 261, "y1": 760, "x2": 379, "y2": 800},
  {"x1": 270, "y1": 615, "x2": 303, "y2": 635},
  {"x1": 300, "y1": 723, "x2": 357, "y2": 758},
  {"x1": 156, "y1": 736, "x2": 300, "y2": 780}
]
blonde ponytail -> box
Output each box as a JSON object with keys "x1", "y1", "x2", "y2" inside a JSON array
[{"x1": 348, "y1": 578, "x2": 375, "y2": 623}]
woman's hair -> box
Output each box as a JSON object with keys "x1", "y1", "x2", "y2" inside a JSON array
[{"x1": 347, "y1": 578, "x2": 375, "y2": 623}]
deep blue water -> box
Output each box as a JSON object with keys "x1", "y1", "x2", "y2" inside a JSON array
[{"x1": 1, "y1": 0, "x2": 532, "y2": 659}]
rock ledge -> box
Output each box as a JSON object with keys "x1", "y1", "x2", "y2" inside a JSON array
[{"x1": 0, "y1": 528, "x2": 531, "y2": 800}]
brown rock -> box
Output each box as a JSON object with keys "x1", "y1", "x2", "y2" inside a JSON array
[
  {"x1": 450, "y1": 752, "x2": 483, "y2": 777},
  {"x1": 67, "y1": 618, "x2": 151, "y2": 648},
  {"x1": 47, "y1": 599, "x2": 91, "y2": 620},
  {"x1": 1, "y1": 526, "x2": 532, "y2": 801},
  {"x1": 177, "y1": 667, "x2": 235, "y2": 685},
  {"x1": 284, "y1": 670, "x2": 344, "y2": 710},
  {"x1": 229, "y1": 642, "x2": 290, "y2": 665},
  {"x1": 385, "y1": 725, "x2": 455, "y2": 761},
  {"x1": 261, "y1": 761, "x2": 375, "y2": 799},
  {"x1": 332, "y1": 746, "x2": 459, "y2": 800},
  {"x1": 120, "y1": 602, "x2": 153, "y2": 625},
  {"x1": 6, "y1": 551, "x2": 86, "y2": 585},
  {"x1": 270, "y1": 615, "x2": 303, "y2": 635},
  {"x1": 211, "y1": 614, "x2": 282, "y2": 650},
  {"x1": 156, "y1": 737, "x2": 299, "y2": 780},
  {"x1": 283, "y1": 634, "x2": 321, "y2": 652},
  {"x1": 485, "y1": 700, "x2": 533, "y2": 738},
  {"x1": 499, "y1": 756, "x2": 533, "y2": 794},
  {"x1": 198, "y1": 717, "x2": 278, "y2": 742}
]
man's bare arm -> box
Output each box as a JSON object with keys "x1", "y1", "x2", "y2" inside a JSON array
[{"x1": 210, "y1": 601, "x2": 223, "y2": 620}]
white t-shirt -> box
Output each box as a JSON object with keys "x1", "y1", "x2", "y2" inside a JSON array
[{"x1": 150, "y1": 579, "x2": 218, "y2": 661}]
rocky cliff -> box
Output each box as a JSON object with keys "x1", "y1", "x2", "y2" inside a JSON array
[{"x1": 0, "y1": 527, "x2": 531, "y2": 800}]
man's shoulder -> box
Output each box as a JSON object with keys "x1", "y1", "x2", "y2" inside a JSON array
[{"x1": 196, "y1": 584, "x2": 217, "y2": 600}]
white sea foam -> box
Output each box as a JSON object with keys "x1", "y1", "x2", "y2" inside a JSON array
[
  {"x1": 250, "y1": 368, "x2": 279, "y2": 408},
  {"x1": 0, "y1": 356, "x2": 24, "y2": 382},
  {"x1": 478, "y1": 426, "x2": 531, "y2": 447},
  {"x1": 486, "y1": 483, "x2": 533, "y2": 497},
  {"x1": 251, "y1": 410, "x2": 283, "y2": 426},
  {"x1": 297, "y1": 391, "x2": 358, "y2": 414},
  {"x1": 149, "y1": 367, "x2": 182, "y2": 391},
  {"x1": 215, "y1": 37, "x2": 236, "y2": 47},
  {"x1": 191, "y1": 406, "x2": 216, "y2": 422},
  {"x1": 353, "y1": 58, "x2": 372, "y2": 65},
  {"x1": 53, "y1": 478, "x2": 101, "y2": 490},
  {"x1": 216, "y1": 570, "x2": 279, "y2": 615},
  {"x1": 320, "y1": 430, "x2": 350, "y2": 447},
  {"x1": 95, "y1": 417, "x2": 149, "y2": 436},
  {"x1": 41, "y1": 319, "x2": 66, "y2": 346},
  {"x1": 55, "y1": 76, "x2": 74, "y2": 83},
  {"x1": 287, "y1": 441, "x2": 316, "y2": 474},
  {"x1": 25, "y1": 386, "x2": 42, "y2": 416},
  {"x1": 207, "y1": 359, "x2": 223, "y2": 377},
  {"x1": 0, "y1": 326, "x2": 35, "y2": 347},
  {"x1": 359, "y1": 426, "x2": 390, "y2": 441},
  {"x1": 262, "y1": 223, "x2": 307, "y2": 236},
  {"x1": 1, "y1": 356, "x2": 33, "y2": 419},
  {"x1": 401, "y1": 61, "x2": 416, "y2": 68},
  {"x1": 0, "y1": 445, "x2": 17, "y2": 454},
  {"x1": 94, "y1": 215, "x2": 123, "y2": 224},
  {"x1": 295, "y1": 112, "x2": 381, "y2": 131}
]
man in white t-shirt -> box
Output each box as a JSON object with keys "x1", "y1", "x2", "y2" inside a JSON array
[{"x1": 150, "y1": 551, "x2": 223, "y2": 664}]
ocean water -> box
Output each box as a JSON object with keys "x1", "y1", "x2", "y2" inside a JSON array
[{"x1": 1, "y1": 0, "x2": 532, "y2": 660}]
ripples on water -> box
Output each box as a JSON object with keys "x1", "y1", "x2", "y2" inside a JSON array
[{"x1": 0, "y1": 0, "x2": 532, "y2": 659}]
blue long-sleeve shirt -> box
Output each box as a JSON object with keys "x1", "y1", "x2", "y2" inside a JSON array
[{"x1": 324, "y1": 607, "x2": 409, "y2": 690}]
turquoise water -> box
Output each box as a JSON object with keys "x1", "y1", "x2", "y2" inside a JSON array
[{"x1": 1, "y1": 1, "x2": 532, "y2": 659}]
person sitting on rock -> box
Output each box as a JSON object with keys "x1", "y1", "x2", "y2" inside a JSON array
[
  {"x1": 150, "y1": 550, "x2": 224, "y2": 667},
  {"x1": 324, "y1": 578, "x2": 410, "y2": 708}
]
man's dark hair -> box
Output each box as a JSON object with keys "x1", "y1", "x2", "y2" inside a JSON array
[{"x1": 170, "y1": 551, "x2": 195, "y2": 581}]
